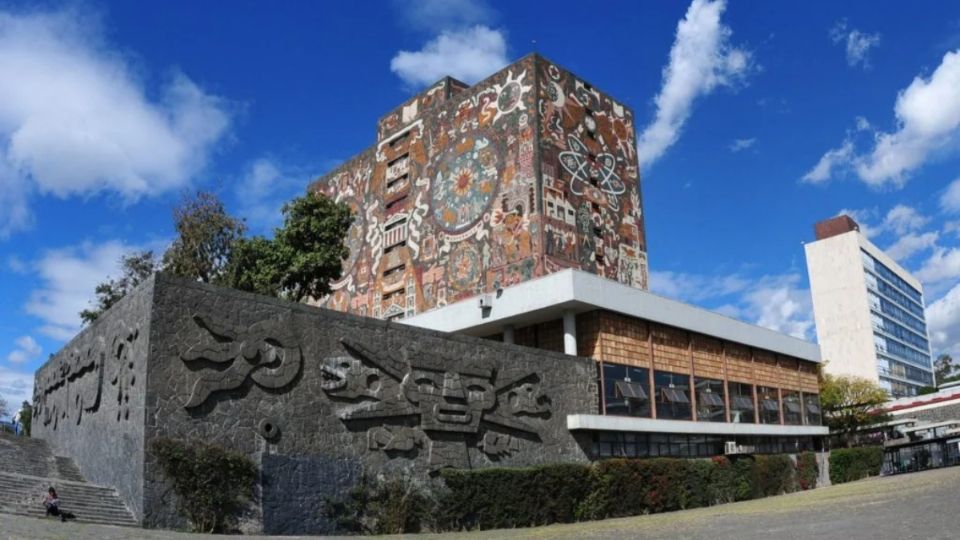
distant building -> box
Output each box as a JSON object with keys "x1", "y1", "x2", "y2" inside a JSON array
[{"x1": 805, "y1": 215, "x2": 935, "y2": 396}]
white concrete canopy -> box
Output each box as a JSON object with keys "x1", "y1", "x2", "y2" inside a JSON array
[
  {"x1": 567, "y1": 414, "x2": 830, "y2": 437},
  {"x1": 403, "y1": 269, "x2": 821, "y2": 363}
]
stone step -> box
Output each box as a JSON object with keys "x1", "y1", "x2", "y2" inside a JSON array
[
  {"x1": 0, "y1": 432, "x2": 60, "y2": 479},
  {"x1": 55, "y1": 457, "x2": 85, "y2": 482},
  {"x1": 0, "y1": 471, "x2": 138, "y2": 528},
  {"x1": 0, "y1": 506, "x2": 140, "y2": 527},
  {"x1": 0, "y1": 491, "x2": 134, "y2": 514}
]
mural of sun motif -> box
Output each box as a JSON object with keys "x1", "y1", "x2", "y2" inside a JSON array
[
  {"x1": 431, "y1": 136, "x2": 499, "y2": 234},
  {"x1": 447, "y1": 243, "x2": 481, "y2": 291},
  {"x1": 491, "y1": 69, "x2": 532, "y2": 124},
  {"x1": 559, "y1": 134, "x2": 626, "y2": 210}
]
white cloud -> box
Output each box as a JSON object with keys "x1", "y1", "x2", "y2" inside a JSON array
[
  {"x1": 831, "y1": 21, "x2": 880, "y2": 69},
  {"x1": 941, "y1": 178, "x2": 960, "y2": 213},
  {"x1": 915, "y1": 246, "x2": 960, "y2": 284},
  {"x1": 944, "y1": 221, "x2": 960, "y2": 237},
  {"x1": 397, "y1": 0, "x2": 495, "y2": 33},
  {"x1": 832, "y1": 204, "x2": 929, "y2": 239},
  {"x1": 24, "y1": 240, "x2": 143, "y2": 342},
  {"x1": 728, "y1": 137, "x2": 756, "y2": 152},
  {"x1": 6, "y1": 335, "x2": 41, "y2": 364},
  {"x1": 927, "y1": 283, "x2": 960, "y2": 358},
  {"x1": 652, "y1": 269, "x2": 813, "y2": 340},
  {"x1": 0, "y1": 366, "x2": 33, "y2": 418},
  {"x1": 649, "y1": 270, "x2": 749, "y2": 302},
  {"x1": 804, "y1": 51, "x2": 960, "y2": 188},
  {"x1": 802, "y1": 140, "x2": 854, "y2": 183},
  {"x1": 235, "y1": 158, "x2": 309, "y2": 232},
  {"x1": 6, "y1": 254, "x2": 26, "y2": 273},
  {"x1": 856, "y1": 50, "x2": 960, "y2": 187},
  {"x1": 882, "y1": 204, "x2": 930, "y2": 235},
  {"x1": 885, "y1": 231, "x2": 939, "y2": 261},
  {"x1": 390, "y1": 25, "x2": 508, "y2": 86},
  {"x1": 637, "y1": 0, "x2": 751, "y2": 170},
  {"x1": 0, "y1": 9, "x2": 232, "y2": 237},
  {"x1": 739, "y1": 274, "x2": 813, "y2": 339}
]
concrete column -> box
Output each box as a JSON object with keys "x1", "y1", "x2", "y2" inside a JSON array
[
  {"x1": 563, "y1": 310, "x2": 577, "y2": 356},
  {"x1": 503, "y1": 325, "x2": 515, "y2": 345}
]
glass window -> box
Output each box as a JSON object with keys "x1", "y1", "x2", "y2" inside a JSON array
[
  {"x1": 654, "y1": 371, "x2": 692, "y2": 421},
  {"x1": 782, "y1": 390, "x2": 803, "y2": 425},
  {"x1": 695, "y1": 377, "x2": 726, "y2": 422},
  {"x1": 802, "y1": 393, "x2": 822, "y2": 425},
  {"x1": 882, "y1": 338, "x2": 932, "y2": 368},
  {"x1": 864, "y1": 250, "x2": 923, "y2": 304},
  {"x1": 758, "y1": 386, "x2": 780, "y2": 425},
  {"x1": 602, "y1": 363, "x2": 652, "y2": 418},
  {"x1": 728, "y1": 381, "x2": 755, "y2": 423}
]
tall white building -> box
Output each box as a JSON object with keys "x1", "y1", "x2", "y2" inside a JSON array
[{"x1": 805, "y1": 215, "x2": 934, "y2": 397}]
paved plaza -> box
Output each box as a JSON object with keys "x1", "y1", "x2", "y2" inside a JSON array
[{"x1": 2, "y1": 466, "x2": 958, "y2": 540}]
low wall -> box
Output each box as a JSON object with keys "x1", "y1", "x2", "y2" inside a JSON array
[{"x1": 892, "y1": 400, "x2": 960, "y2": 424}]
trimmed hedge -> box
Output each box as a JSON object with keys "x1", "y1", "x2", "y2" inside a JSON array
[
  {"x1": 829, "y1": 446, "x2": 884, "y2": 484},
  {"x1": 437, "y1": 455, "x2": 799, "y2": 530},
  {"x1": 439, "y1": 464, "x2": 592, "y2": 530}
]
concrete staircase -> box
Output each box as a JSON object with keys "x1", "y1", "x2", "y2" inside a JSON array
[{"x1": 0, "y1": 432, "x2": 138, "y2": 527}]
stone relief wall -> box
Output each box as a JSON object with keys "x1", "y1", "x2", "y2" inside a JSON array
[
  {"x1": 142, "y1": 275, "x2": 597, "y2": 533},
  {"x1": 32, "y1": 279, "x2": 153, "y2": 522}
]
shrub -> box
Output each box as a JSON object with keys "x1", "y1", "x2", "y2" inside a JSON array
[
  {"x1": 151, "y1": 438, "x2": 258, "y2": 533},
  {"x1": 577, "y1": 455, "x2": 795, "y2": 522},
  {"x1": 330, "y1": 455, "x2": 808, "y2": 533},
  {"x1": 796, "y1": 452, "x2": 819, "y2": 490},
  {"x1": 830, "y1": 446, "x2": 884, "y2": 484},
  {"x1": 440, "y1": 464, "x2": 592, "y2": 530},
  {"x1": 326, "y1": 472, "x2": 435, "y2": 535},
  {"x1": 752, "y1": 455, "x2": 797, "y2": 497}
]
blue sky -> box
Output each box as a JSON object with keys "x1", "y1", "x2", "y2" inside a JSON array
[{"x1": 2, "y1": 0, "x2": 960, "y2": 415}]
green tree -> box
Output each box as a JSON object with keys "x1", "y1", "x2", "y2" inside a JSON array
[
  {"x1": 80, "y1": 250, "x2": 159, "y2": 324},
  {"x1": 819, "y1": 374, "x2": 890, "y2": 446},
  {"x1": 223, "y1": 236, "x2": 285, "y2": 298},
  {"x1": 163, "y1": 191, "x2": 246, "y2": 283},
  {"x1": 0, "y1": 393, "x2": 7, "y2": 420},
  {"x1": 274, "y1": 192, "x2": 352, "y2": 302},
  {"x1": 224, "y1": 192, "x2": 352, "y2": 302},
  {"x1": 934, "y1": 354, "x2": 955, "y2": 386},
  {"x1": 18, "y1": 401, "x2": 31, "y2": 437}
]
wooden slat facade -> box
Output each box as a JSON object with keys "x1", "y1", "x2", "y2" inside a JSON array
[{"x1": 510, "y1": 310, "x2": 821, "y2": 407}]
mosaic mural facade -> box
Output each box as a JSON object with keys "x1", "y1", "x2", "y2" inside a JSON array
[{"x1": 312, "y1": 54, "x2": 648, "y2": 320}]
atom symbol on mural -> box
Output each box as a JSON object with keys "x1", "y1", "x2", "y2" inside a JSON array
[{"x1": 559, "y1": 135, "x2": 625, "y2": 210}]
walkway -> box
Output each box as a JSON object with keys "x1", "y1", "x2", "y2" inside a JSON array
[{"x1": 2, "y1": 466, "x2": 958, "y2": 540}]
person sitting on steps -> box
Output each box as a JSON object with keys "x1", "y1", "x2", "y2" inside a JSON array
[{"x1": 42, "y1": 487, "x2": 71, "y2": 522}]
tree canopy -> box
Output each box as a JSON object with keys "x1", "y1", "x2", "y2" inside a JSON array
[
  {"x1": 80, "y1": 190, "x2": 350, "y2": 327},
  {"x1": 163, "y1": 191, "x2": 246, "y2": 283},
  {"x1": 80, "y1": 250, "x2": 160, "y2": 324},
  {"x1": 819, "y1": 374, "x2": 890, "y2": 446},
  {"x1": 934, "y1": 354, "x2": 956, "y2": 386},
  {"x1": 224, "y1": 192, "x2": 352, "y2": 302}
]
